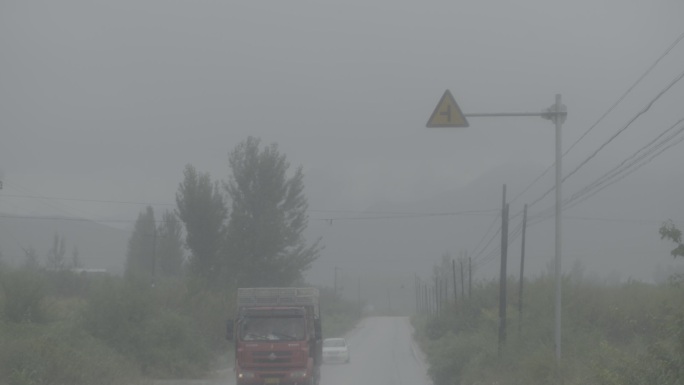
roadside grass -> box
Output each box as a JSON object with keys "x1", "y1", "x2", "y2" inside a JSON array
[
  {"x1": 322, "y1": 310, "x2": 360, "y2": 339},
  {"x1": 413, "y1": 275, "x2": 684, "y2": 385},
  {"x1": 0, "y1": 319, "x2": 140, "y2": 385},
  {"x1": 319, "y1": 287, "x2": 362, "y2": 338},
  {"x1": 0, "y1": 266, "x2": 358, "y2": 384},
  {"x1": 0, "y1": 267, "x2": 232, "y2": 384},
  {"x1": 80, "y1": 277, "x2": 221, "y2": 379}
]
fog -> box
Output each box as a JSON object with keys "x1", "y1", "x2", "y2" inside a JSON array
[{"x1": 2, "y1": 1, "x2": 684, "y2": 296}]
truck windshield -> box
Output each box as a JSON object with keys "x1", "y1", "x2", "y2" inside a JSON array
[{"x1": 240, "y1": 317, "x2": 306, "y2": 341}]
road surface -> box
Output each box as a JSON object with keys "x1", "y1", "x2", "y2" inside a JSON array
[
  {"x1": 322, "y1": 317, "x2": 431, "y2": 385},
  {"x1": 153, "y1": 317, "x2": 431, "y2": 385}
]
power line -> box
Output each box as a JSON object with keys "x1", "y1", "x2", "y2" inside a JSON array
[
  {"x1": 471, "y1": 226, "x2": 501, "y2": 262},
  {"x1": 563, "y1": 68, "x2": 684, "y2": 181},
  {"x1": 527, "y1": 67, "x2": 684, "y2": 209},
  {"x1": 565, "y1": 134, "x2": 684, "y2": 212},
  {"x1": 562, "y1": 215, "x2": 684, "y2": 225},
  {"x1": 0, "y1": 214, "x2": 146, "y2": 223},
  {"x1": 474, "y1": 198, "x2": 684, "y2": 271},
  {"x1": 0, "y1": 192, "x2": 502, "y2": 218},
  {"x1": 0, "y1": 193, "x2": 175, "y2": 206},
  {"x1": 436, "y1": 115, "x2": 684, "y2": 270},
  {"x1": 546, "y1": 121, "x2": 684, "y2": 217},
  {"x1": 567, "y1": 118, "x2": 684, "y2": 204},
  {"x1": 519, "y1": 129, "x2": 684, "y2": 233},
  {"x1": 474, "y1": 195, "x2": 589, "y2": 272},
  {"x1": 472, "y1": 219, "x2": 526, "y2": 270},
  {"x1": 312, "y1": 209, "x2": 498, "y2": 222},
  {"x1": 2, "y1": 182, "x2": 92, "y2": 218},
  {"x1": 470, "y1": 212, "x2": 501, "y2": 260},
  {"x1": 0, "y1": 208, "x2": 500, "y2": 224},
  {"x1": 563, "y1": 30, "x2": 684, "y2": 156},
  {"x1": 1, "y1": 191, "x2": 505, "y2": 223},
  {"x1": 310, "y1": 209, "x2": 454, "y2": 215},
  {"x1": 511, "y1": 30, "x2": 684, "y2": 204}
]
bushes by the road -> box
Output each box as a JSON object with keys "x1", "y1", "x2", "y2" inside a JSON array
[
  {"x1": 319, "y1": 287, "x2": 362, "y2": 338},
  {"x1": 0, "y1": 267, "x2": 48, "y2": 323},
  {"x1": 0, "y1": 266, "x2": 229, "y2": 384},
  {"x1": 322, "y1": 310, "x2": 359, "y2": 339},
  {"x1": 81, "y1": 277, "x2": 216, "y2": 378},
  {"x1": 413, "y1": 275, "x2": 684, "y2": 385},
  {"x1": 0, "y1": 319, "x2": 139, "y2": 385},
  {"x1": 0, "y1": 265, "x2": 359, "y2": 383}
]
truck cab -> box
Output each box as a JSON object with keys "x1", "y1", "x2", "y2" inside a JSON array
[{"x1": 227, "y1": 288, "x2": 322, "y2": 385}]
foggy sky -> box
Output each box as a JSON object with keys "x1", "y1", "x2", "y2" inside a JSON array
[{"x1": 2, "y1": 1, "x2": 684, "y2": 286}]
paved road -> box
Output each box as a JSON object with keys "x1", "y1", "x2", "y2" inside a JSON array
[
  {"x1": 153, "y1": 317, "x2": 431, "y2": 385},
  {"x1": 321, "y1": 317, "x2": 432, "y2": 385}
]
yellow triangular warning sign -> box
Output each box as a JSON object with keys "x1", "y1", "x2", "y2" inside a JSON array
[{"x1": 426, "y1": 90, "x2": 469, "y2": 128}]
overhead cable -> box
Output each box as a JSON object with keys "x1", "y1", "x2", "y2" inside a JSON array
[
  {"x1": 527, "y1": 67, "x2": 684, "y2": 208},
  {"x1": 511, "y1": 30, "x2": 684, "y2": 204}
]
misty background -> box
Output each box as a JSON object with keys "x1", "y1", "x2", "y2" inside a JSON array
[{"x1": 2, "y1": 1, "x2": 684, "y2": 310}]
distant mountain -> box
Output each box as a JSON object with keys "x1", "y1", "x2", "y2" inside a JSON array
[{"x1": 0, "y1": 214, "x2": 129, "y2": 274}]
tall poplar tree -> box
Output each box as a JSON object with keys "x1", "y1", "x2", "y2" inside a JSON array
[
  {"x1": 225, "y1": 137, "x2": 321, "y2": 287},
  {"x1": 176, "y1": 165, "x2": 227, "y2": 287},
  {"x1": 125, "y1": 206, "x2": 156, "y2": 284},
  {"x1": 157, "y1": 210, "x2": 184, "y2": 277}
]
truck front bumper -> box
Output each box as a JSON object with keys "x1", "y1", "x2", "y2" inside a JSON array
[{"x1": 236, "y1": 368, "x2": 313, "y2": 385}]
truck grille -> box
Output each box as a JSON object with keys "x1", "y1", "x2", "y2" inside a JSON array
[{"x1": 252, "y1": 351, "x2": 294, "y2": 364}]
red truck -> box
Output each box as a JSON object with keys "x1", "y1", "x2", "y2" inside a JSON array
[{"x1": 226, "y1": 288, "x2": 322, "y2": 385}]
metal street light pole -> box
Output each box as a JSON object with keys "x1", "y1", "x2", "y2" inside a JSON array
[
  {"x1": 550, "y1": 94, "x2": 566, "y2": 363},
  {"x1": 427, "y1": 90, "x2": 567, "y2": 364}
]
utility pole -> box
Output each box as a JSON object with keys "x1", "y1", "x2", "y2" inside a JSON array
[
  {"x1": 434, "y1": 277, "x2": 439, "y2": 316},
  {"x1": 415, "y1": 274, "x2": 419, "y2": 314},
  {"x1": 387, "y1": 287, "x2": 391, "y2": 315},
  {"x1": 452, "y1": 259, "x2": 458, "y2": 306},
  {"x1": 519, "y1": 204, "x2": 528, "y2": 333},
  {"x1": 0, "y1": 179, "x2": 2, "y2": 268},
  {"x1": 358, "y1": 276, "x2": 362, "y2": 317},
  {"x1": 423, "y1": 283, "x2": 430, "y2": 315},
  {"x1": 151, "y1": 228, "x2": 157, "y2": 288},
  {"x1": 468, "y1": 256, "x2": 472, "y2": 299},
  {"x1": 433, "y1": 285, "x2": 438, "y2": 316},
  {"x1": 426, "y1": 90, "x2": 567, "y2": 364},
  {"x1": 334, "y1": 267, "x2": 341, "y2": 300},
  {"x1": 498, "y1": 185, "x2": 509, "y2": 355},
  {"x1": 460, "y1": 257, "x2": 465, "y2": 300},
  {"x1": 551, "y1": 95, "x2": 565, "y2": 363},
  {"x1": 423, "y1": 284, "x2": 428, "y2": 315}
]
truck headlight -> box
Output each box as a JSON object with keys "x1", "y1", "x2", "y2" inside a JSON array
[
  {"x1": 238, "y1": 371, "x2": 255, "y2": 379},
  {"x1": 290, "y1": 370, "x2": 307, "y2": 379}
]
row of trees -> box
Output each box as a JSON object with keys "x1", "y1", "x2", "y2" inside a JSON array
[
  {"x1": 3, "y1": 233, "x2": 82, "y2": 271},
  {"x1": 125, "y1": 137, "x2": 321, "y2": 289},
  {"x1": 125, "y1": 207, "x2": 184, "y2": 283},
  {"x1": 410, "y1": 223, "x2": 684, "y2": 385}
]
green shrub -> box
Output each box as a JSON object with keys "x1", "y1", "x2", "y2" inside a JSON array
[
  {"x1": 414, "y1": 276, "x2": 684, "y2": 385},
  {"x1": 0, "y1": 321, "x2": 139, "y2": 385},
  {"x1": 43, "y1": 270, "x2": 91, "y2": 298},
  {"x1": 318, "y1": 287, "x2": 361, "y2": 338},
  {"x1": 136, "y1": 309, "x2": 212, "y2": 378},
  {"x1": 80, "y1": 277, "x2": 212, "y2": 378},
  {"x1": 0, "y1": 268, "x2": 47, "y2": 323},
  {"x1": 179, "y1": 282, "x2": 235, "y2": 354},
  {"x1": 424, "y1": 330, "x2": 496, "y2": 385},
  {"x1": 322, "y1": 310, "x2": 358, "y2": 338}
]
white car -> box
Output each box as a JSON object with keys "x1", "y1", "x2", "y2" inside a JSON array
[{"x1": 322, "y1": 337, "x2": 350, "y2": 363}]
